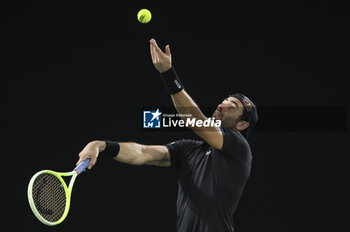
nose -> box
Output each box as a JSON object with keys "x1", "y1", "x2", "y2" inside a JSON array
[{"x1": 217, "y1": 103, "x2": 226, "y2": 111}]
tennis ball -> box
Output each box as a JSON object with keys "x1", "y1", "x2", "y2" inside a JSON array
[{"x1": 137, "y1": 9, "x2": 152, "y2": 24}]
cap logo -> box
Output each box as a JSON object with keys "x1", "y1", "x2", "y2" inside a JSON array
[{"x1": 244, "y1": 99, "x2": 253, "y2": 112}]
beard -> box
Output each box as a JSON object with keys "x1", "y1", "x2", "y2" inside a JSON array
[{"x1": 214, "y1": 113, "x2": 239, "y2": 129}]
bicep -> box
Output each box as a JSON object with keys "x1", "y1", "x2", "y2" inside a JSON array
[
  {"x1": 142, "y1": 145, "x2": 171, "y2": 167},
  {"x1": 193, "y1": 127, "x2": 223, "y2": 150}
]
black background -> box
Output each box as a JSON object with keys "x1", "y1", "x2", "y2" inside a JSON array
[{"x1": 3, "y1": 0, "x2": 349, "y2": 231}]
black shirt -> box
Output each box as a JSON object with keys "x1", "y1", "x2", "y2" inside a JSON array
[{"x1": 165, "y1": 128, "x2": 252, "y2": 232}]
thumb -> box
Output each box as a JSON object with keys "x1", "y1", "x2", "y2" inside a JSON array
[
  {"x1": 76, "y1": 157, "x2": 84, "y2": 166},
  {"x1": 165, "y1": 44, "x2": 171, "y2": 56}
]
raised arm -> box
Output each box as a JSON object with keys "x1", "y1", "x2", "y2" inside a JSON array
[
  {"x1": 169, "y1": 90, "x2": 223, "y2": 150},
  {"x1": 149, "y1": 38, "x2": 223, "y2": 150},
  {"x1": 76, "y1": 141, "x2": 170, "y2": 169}
]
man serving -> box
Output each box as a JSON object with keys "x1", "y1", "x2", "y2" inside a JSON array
[{"x1": 77, "y1": 38, "x2": 258, "y2": 232}]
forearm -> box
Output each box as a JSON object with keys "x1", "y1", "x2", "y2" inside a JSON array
[
  {"x1": 115, "y1": 142, "x2": 145, "y2": 165},
  {"x1": 162, "y1": 69, "x2": 222, "y2": 149},
  {"x1": 92, "y1": 140, "x2": 145, "y2": 165},
  {"x1": 170, "y1": 90, "x2": 207, "y2": 121},
  {"x1": 115, "y1": 143, "x2": 169, "y2": 166}
]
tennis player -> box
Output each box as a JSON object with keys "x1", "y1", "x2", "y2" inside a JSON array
[{"x1": 77, "y1": 38, "x2": 258, "y2": 232}]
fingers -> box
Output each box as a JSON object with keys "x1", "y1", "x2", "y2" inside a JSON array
[
  {"x1": 88, "y1": 156, "x2": 96, "y2": 169},
  {"x1": 76, "y1": 143, "x2": 99, "y2": 170},
  {"x1": 149, "y1": 38, "x2": 166, "y2": 57},
  {"x1": 165, "y1": 44, "x2": 171, "y2": 56},
  {"x1": 150, "y1": 43, "x2": 155, "y2": 62},
  {"x1": 149, "y1": 38, "x2": 172, "y2": 73},
  {"x1": 76, "y1": 153, "x2": 96, "y2": 170},
  {"x1": 76, "y1": 152, "x2": 87, "y2": 167},
  {"x1": 149, "y1": 39, "x2": 171, "y2": 60},
  {"x1": 76, "y1": 157, "x2": 83, "y2": 166},
  {"x1": 150, "y1": 42, "x2": 159, "y2": 63},
  {"x1": 149, "y1": 38, "x2": 162, "y2": 53}
]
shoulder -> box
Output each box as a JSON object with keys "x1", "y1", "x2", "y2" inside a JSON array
[
  {"x1": 220, "y1": 128, "x2": 251, "y2": 163},
  {"x1": 165, "y1": 139, "x2": 202, "y2": 151},
  {"x1": 164, "y1": 139, "x2": 203, "y2": 169},
  {"x1": 221, "y1": 128, "x2": 249, "y2": 147}
]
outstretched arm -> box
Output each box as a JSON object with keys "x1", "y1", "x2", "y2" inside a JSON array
[
  {"x1": 116, "y1": 142, "x2": 170, "y2": 167},
  {"x1": 149, "y1": 38, "x2": 223, "y2": 150},
  {"x1": 76, "y1": 141, "x2": 170, "y2": 169}
]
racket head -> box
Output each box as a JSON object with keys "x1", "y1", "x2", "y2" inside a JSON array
[{"x1": 27, "y1": 170, "x2": 73, "y2": 226}]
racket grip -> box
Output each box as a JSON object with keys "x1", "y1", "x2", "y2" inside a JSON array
[{"x1": 74, "y1": 158, "x2": 91, "y2": 174}]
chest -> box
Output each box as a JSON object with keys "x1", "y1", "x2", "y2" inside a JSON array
[{"x1": 178, "y1": 145, "x2": 232, "y2": 184}]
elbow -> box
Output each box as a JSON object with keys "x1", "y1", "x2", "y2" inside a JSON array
[
  {"x1": 116, "y1": 143, "x2": 146, "y2": 166},
  {"x1": 132, "y1": 145, "x2": 147, "y2": 165}
]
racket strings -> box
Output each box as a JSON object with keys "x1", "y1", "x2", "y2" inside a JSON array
[{"x1": 32, "y1": 173, "x2": 66, "y2": 222}]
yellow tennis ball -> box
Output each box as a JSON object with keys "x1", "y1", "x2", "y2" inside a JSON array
[{"x1": 137, "y1": 9, "x2": 152, "y2": 24}]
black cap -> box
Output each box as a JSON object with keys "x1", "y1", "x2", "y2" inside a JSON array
[{"x1": 230, "y1": 93, "x2": 258, "y2": 129}]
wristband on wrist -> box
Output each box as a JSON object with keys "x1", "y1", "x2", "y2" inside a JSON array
[
  {"x1": 160, "y1": 67, "x2": 184, "y2": 95},
  {"x1": 103, "y1": 141, "x2": 120, "y2": 158}
]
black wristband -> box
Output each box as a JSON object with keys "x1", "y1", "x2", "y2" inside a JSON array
[
  {"x1": 103, "y1": 141, "x2": 120, "y2": 158},
  {"x1": 160, "y1": 67, "x2": 184, "y2": 95}
]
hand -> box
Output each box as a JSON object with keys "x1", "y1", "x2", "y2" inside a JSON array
[
  {"x1": 149, "y1": 38, "x2": 172, "y2": 73},
  {"x1": 76, "y1": 141, "x2": 105, "y2": 169}
]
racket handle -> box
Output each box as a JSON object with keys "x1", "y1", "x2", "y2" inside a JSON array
[{"x1": 74, "y1": 158, "x2": 91, "y2": 174}]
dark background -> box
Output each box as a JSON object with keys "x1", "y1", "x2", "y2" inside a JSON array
[{"x1": 3, "y1": 0, "x2": 349, "y2": 231}]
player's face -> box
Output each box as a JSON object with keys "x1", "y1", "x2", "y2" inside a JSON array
[{"x1": 212, "y1": 97, "x2": 247, "y2": 129}]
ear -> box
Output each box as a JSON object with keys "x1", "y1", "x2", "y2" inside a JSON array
[{"x1": 235, "y1": 120, "x2": 250, "y2": 131}]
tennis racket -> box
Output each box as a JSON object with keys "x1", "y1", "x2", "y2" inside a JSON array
[{"x1": 27, "y1": 158, "x2": 91, "y2": 226}]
